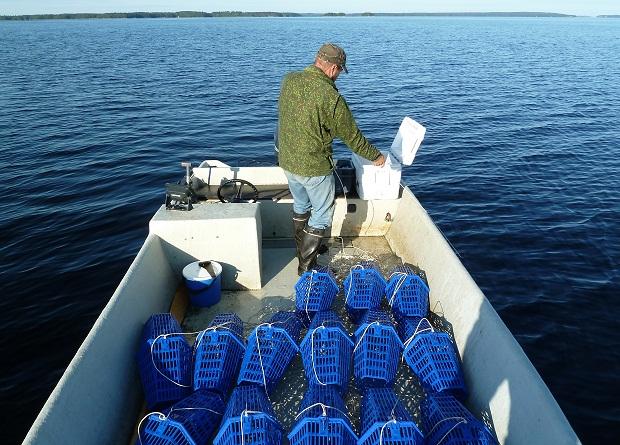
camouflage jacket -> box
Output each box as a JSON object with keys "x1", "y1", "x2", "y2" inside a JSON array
[{"x1": 277, "y1": 65, "x2": 381, "y2": 177}]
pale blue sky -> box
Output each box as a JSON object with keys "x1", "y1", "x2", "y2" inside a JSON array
[{"x1": 0, "y1": 1, "x2": 618, "y2": 16}]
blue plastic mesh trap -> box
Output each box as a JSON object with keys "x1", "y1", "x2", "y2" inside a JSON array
[
  {"x1": 358, "y1": 388, "x2": 424, "y2": 445},
  {"x1": 193, "y1": 328, "x2": 246, "y2": 395},
  {"x1": 353, "y1": 310, "x2": 403, "y2": 388},
  {"x1": 288, "y1": 386, "x2": 357, "y2": 445},
  {"x1": 215, "y1": 413, "x2": 283, "y2": 445},
  {"x1": 214, "y1": 385, "x2": 282, "y2": 445},
  {"x1": 139, "y1": 390, "x2": 225, "y2": 445},
  {"x1": 402, "y1": 324, "x2": 467, "y2": 399},
  {"x1": 422, "y1": 393, "x2": 498, "y2": 445},
  {"x1": 222, "y1": 385, "x2": 277, "y2": 420},
  {"x1": 208, "y1": 312, "x2": 244, "y2": 338},
  {"x1": 344, "y1": 262, "x2": 387, "y2": 322},
  {"x1": 268, "y1": 311, "x2": 303, "y2": 342},
  {"x1": 142, "y1": 313, "x2": 183, "y2": 341},
  {"x1": 360, "y1": 387, "x2": 413, "y2": 432},
  {"x1": 360, "y1": 309, "x2": 395, "y2": 327},
  {"x1": 300, "y1": 311, "x2": 353, "y2": 391},
  {"x1": 396, "y1": 317, "x2": 432, "y2": 344},
  {"x1": 138, "y1": 314, "x2": 192, "y2": 410},
  {"x1": 385, "y1": 266, "x2": 430, "y2": 319},
  {"x1": 237, "y1": 313, "x2": 300, "y2": 392},
  {"x1": 309, "y1": 310, "x2": 344, "y2": 330},
  {"x1": 295, "y1": 266, "x2": 339, "y2": 316}
]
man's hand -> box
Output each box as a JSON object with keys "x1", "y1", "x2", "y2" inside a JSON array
[{"x1": 372, "y1": 154, "x2": 386, "y2": 167}]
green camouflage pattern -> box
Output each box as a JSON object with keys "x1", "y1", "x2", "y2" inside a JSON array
[{"x1": 277, "y1": 65, "x2": 381, "y2": 177}]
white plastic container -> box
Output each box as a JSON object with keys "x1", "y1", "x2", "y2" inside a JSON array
[
  {"x1": 390, "y1": 117, "x2": 426, "y2": 166},
  {"x1": 351, "y1": 151, "x2": 402, "y2": 200},
  {"x1": 351, "y1": 117, "x2": 425, "y2": 200}
]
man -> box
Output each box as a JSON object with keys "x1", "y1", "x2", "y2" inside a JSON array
[{"x1": 278, "y1": 43, "x2": 386, "y2": 275}]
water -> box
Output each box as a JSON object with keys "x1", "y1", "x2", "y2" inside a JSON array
[{"x1": 0, "y1": 16, "x2": 619, "y2": 444}]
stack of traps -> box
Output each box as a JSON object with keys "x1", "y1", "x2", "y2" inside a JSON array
[
  {"x1": 295, "y1": 266, "x2": 339, "y2": 324},
  {"x1": 354, "y1": 309, "x2": 403, "y2": 387},
  {"x1": 288, "y1": 386, "x2": 357, "y2": 445},
  {"x1": 214, "y1": 385, "x2": 283, "y2": 445},
  {"x1": 137, "y1": 313, "x2": 192, "y2": 410},
  {"x1": 140, "y1": 390, "x2": 225, "y2": 445},
  {"x1": 399, "y1": 317, "x2": 467, "y2": 399},
  {"x1": 359, "y1": 388, "x2": 424, "y2": 445},
  {"x1": 193, "y1": 313, "x2": 246, "y2": 395},
  {"x1": 237, "y1": 311, "x2": 303, "y2": 392},
  {"x1": 422, "y1": 392, "x2": 499, "y2": 445},
  {"x1": 386, "y1": 265, "x2": 430, "y2": 319},
  {"x1": 300, "y1": 310, "x2": 353, "y2": 392},
  {"x1": 344, "y1": 261, "x2": 387, "y2": 323}
]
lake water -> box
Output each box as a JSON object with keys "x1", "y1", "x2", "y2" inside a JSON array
[{"x1": 1, "y1": 16, "x2": 619, "y2": 444}]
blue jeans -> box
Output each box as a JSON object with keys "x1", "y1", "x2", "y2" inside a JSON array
[{"x1": 284, "y1": 170, "x2": 335, "y2": 230}]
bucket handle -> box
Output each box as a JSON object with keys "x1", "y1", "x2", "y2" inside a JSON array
[{"x1": 198, "y1": 260, "x2": 216, "y2": 278}]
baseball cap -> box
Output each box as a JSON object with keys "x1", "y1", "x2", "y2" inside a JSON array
[{"x1": 317, "y1": 43, "x2": 348, "y2": 73}]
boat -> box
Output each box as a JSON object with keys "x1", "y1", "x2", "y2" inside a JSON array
[{"x1": 22, "y1": 159, "x2": 580, "y2": 444}]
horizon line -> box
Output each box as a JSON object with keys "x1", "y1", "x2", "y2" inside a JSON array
[{"x1": 1, "y1": 11, "x2": 613, "y2": 18}]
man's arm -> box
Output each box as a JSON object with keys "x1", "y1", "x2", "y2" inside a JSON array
[{"x1": 332, "y1": 95, "x2": 382, "y2": 163}]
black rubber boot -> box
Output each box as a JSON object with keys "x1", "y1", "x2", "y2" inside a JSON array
[
  {"x1": 298, "y1": 225, "x2": 326, "y2": 275},
  {"x1": 293, "y1": 211, "x2": 311, "y2": 262}
]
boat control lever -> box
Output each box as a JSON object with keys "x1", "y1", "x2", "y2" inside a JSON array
[
  {"x1": 181, "y1": 161, "x2": 192, "y2": 186},
  {"x1": 165, "y1": 161, "x2": 197, "y2": 211}
]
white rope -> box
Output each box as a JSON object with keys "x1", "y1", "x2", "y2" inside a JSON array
[
  {"x1": 336, "y1": 236, "x2": 345, "y2": 256},
  {"x1": 294, "y1": 402, "x2": 354, "y2": 425},
  {"x1": 137, "y1": 411, "x2": 166, "y2": 445},
  {"x1": 137, "y1": 407, "x2": 222, "y2": 444},
  {"x1": 254, "y1": 324, "x2": 271, "y2": 392},
  {"x1": 251, "y1": 313, "x2": 298, "y2": 393},
  {"x1": 329, "y1": 237, "x2": 376, "y2": 262},
  {"x1": 353, "y1": 321, "x2": 380, "y2": 353},
  {"x1": 150, "y1": 330, "x2": 203, "y2": 388},
  {"x1": 310, "y1": 326, "x2": 327, "y2": 386},
  {"x1": 402, "y1": 318, "x2": 434, "y2": 350},
  {"x1": 150, "y1": 322, "x2": 239, "y2": 387},
  {"x1": 304, "y1": 270, "x2": 316, "y2": 324},
  {"x1": 345, "y1": 264, "x2": 364, "y2": 304},
  {"x1": 239, "y1": 409, "x2": 266, "y2": 445},
  {"x1": 269, "y1": 314, "x2": 298, "y2": 327},
  {"x1": 387, "y1": 272, "x2": 408, "y2": 306},
  {"x1": 379, "y1": 419, "x2": 397, "y2": 445},
  {"x1": 193, "y1": 321, "x2": 237, "y2": 351},
  {"x1": 427, "y1": 417, "x2": 467, "y2": 445}
]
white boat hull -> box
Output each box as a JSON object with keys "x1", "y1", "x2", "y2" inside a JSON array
[{"x1": 23, "y1": 165, "x2": 579, "y2": 445}]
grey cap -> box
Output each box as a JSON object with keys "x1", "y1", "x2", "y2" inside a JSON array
[{"x1": 317, "y1": 43, "x2": 348, "y2": 73}]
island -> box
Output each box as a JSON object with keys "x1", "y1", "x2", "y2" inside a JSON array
[{"x1": 0, "y1": 11, "x2": 580, "y2": 21}]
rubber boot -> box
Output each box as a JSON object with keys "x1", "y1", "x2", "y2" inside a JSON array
[
  {"x1": 293, "y1": 211, "x2": 311, "y2": 262},
  {"x1": 298, "y1": 225, "x2": 326, "y2": 275}
]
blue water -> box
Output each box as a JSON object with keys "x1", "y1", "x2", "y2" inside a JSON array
[{"x1": 1, "y1": 16, "x2": 619, "y2": 443}]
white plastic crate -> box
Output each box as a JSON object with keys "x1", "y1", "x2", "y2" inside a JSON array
[
  {"x1": 351, "y1": 151, "x2": 402, "y2": 200},
  {"x1": 351, "y1": 116, "x2": 424, "y2": 200},
  {"x1": 390, "y1": 117, "x2": 426, "y2": 166}
]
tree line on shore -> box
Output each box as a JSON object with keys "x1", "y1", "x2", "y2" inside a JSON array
[{"x1": 2, "y1": 11, "x2": 602, "y2": 21}]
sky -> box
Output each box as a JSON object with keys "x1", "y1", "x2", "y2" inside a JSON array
[{"x1": 0, "y1": 1, "x2": 618, "y2": 17}]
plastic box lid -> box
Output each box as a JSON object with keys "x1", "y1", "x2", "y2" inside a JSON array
[
  {"x1": 390, "y1": 117, "x2": 426, "y2": 166},
  {"x1": 182, "y1": 261, "x2": 222, "y2": 281}
]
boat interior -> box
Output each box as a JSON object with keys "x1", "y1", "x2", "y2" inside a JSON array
[{"x1": 22, "y1": 161, "x2": 579, "y2": 445}]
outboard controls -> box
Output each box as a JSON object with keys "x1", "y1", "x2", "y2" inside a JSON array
[{"x1": 165, "y1": 161, "x2": 197, "y2": 211}]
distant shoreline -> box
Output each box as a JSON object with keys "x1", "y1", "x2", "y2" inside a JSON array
[{"x1": 0, "y1": 11, "x2": 601, "y2": 21}]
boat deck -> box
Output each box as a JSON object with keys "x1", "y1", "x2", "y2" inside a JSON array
[
  {"x1": 178, "y1": 236, "x2": 432, "y2": 433},
  {"x1": 183, "y1": 236, "x2": 402, "y2": 329}
]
